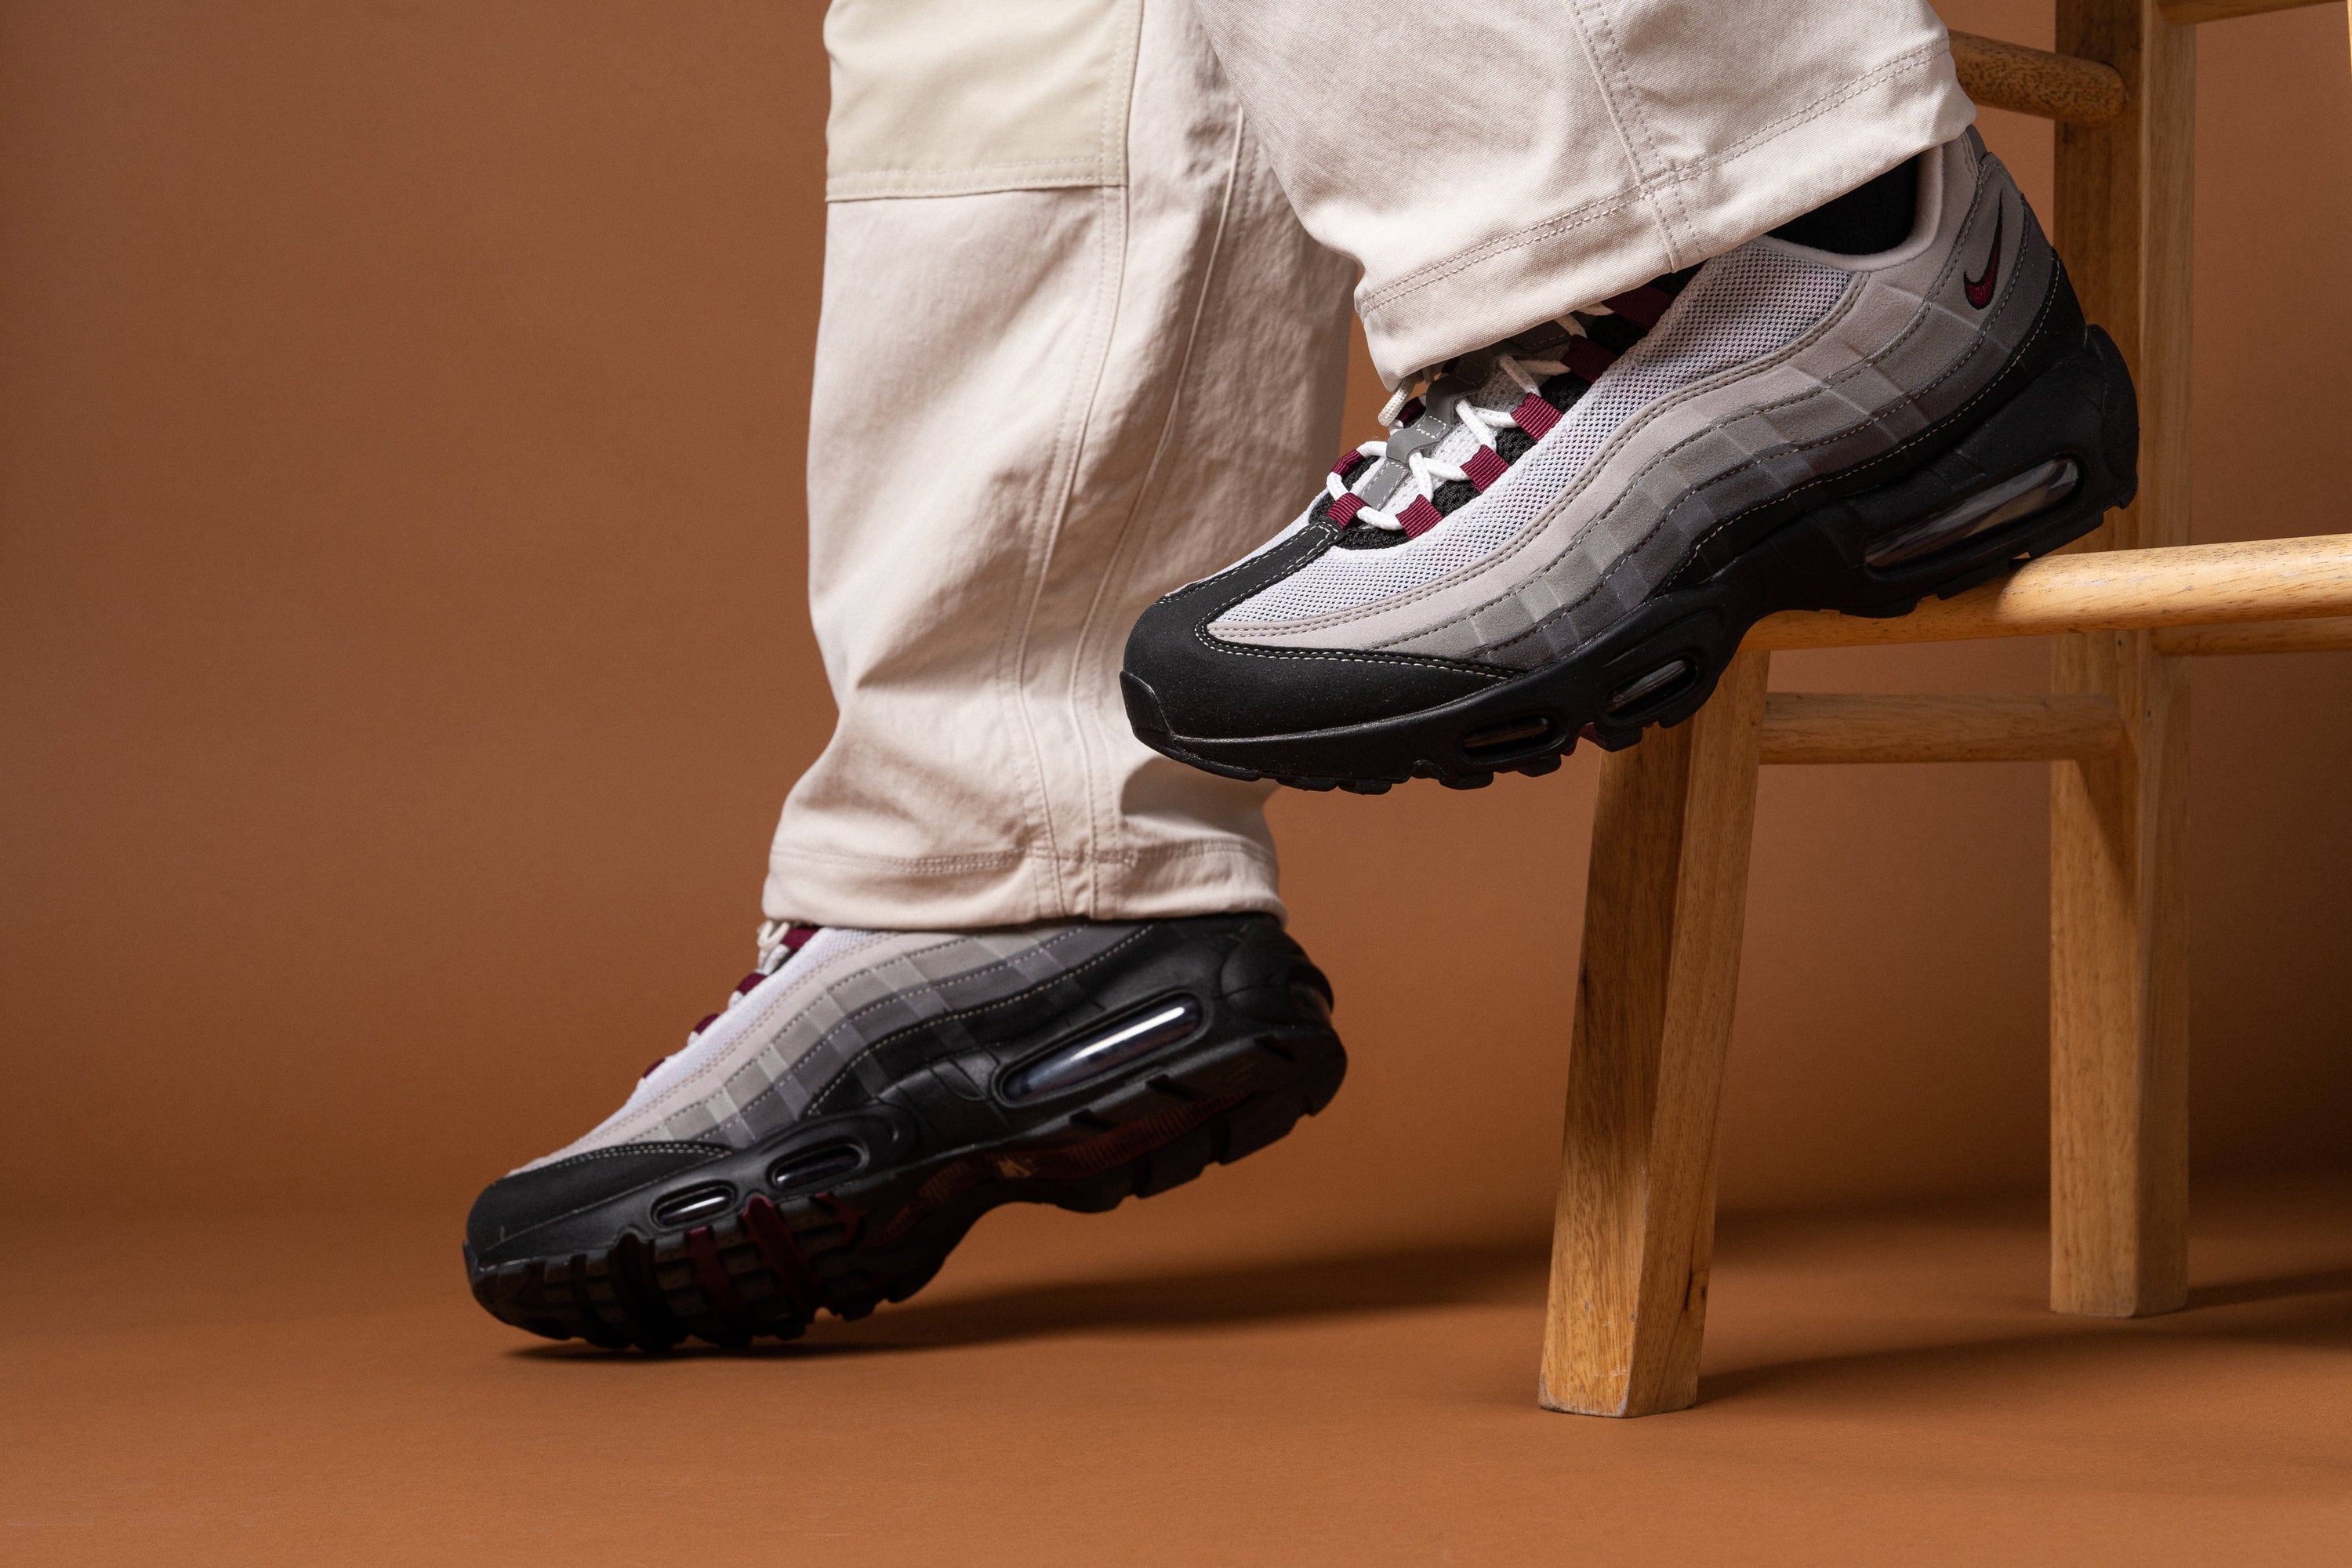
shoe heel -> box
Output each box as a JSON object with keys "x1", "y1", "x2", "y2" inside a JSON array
[{"x1": 1797, "y1": 322, "x2": 2140, "y2": 612}]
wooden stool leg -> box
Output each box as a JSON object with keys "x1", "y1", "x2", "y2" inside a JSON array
[
  {"x1": 2050, "y1": 631, "x2": 2189, "y2": 1316},
  {"x1": 2050, "y1": 0, "x2": 2193, "y2": 1318},
  {"x1": 1540, "y1": 651, "x2": 1769, "y2": 1416}
]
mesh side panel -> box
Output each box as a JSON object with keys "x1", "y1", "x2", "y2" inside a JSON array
[{"x1": 1214, "y1": 248, "x2": 1854, "y2": 628}]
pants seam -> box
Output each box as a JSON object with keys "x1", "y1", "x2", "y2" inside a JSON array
[
  {"x1": 769, "y1": 837, "x2": 1279, "y2": 880},
  {"x1": 1096, "y1": 0, "x2": 1142, "y2": 169},
  {"x1": 1359, "y1": 41, "x2": 1950, "y2": 321},
  {"x1": 1359, "y1": 187, "x2": 1650, "y2": 322},
  {"x1": 1002, "y1": 182, "x2": 1133, "y2": 919},
  {"x1": 999, "y1": 342, "x2": 1080, "y2": 920},
  {"x1": 826, "y1": 167, "x2": 1123, "y2": 201},
  {"x1": 1071, "y1": 0, "x2": 1148, "y2": 915},
  {"x1": 1563, "y1": 0, "x2": 1693, "y2": 264},
  {"x1": 1066, "y1": 111, "x2": 1254, "y2": 920}
]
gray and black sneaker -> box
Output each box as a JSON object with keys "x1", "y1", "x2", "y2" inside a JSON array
[
  {"x1": 465, "y1": 915, "x2": 1341, "y2": 1349},
  {"x1": 1122, "y1": 131, "x2": 2138, "y2": 791}
]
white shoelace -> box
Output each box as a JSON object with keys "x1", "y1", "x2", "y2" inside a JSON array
[{"x1": 1334, "y1": 317, "x2": 1600, "y2": 531}]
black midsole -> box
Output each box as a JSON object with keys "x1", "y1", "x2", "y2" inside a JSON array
[
  {"x1": 468, "y1": 999, "x2": 1341, "y2": 1277},
  {"x1": 463, "y1": 916, "x2": 1346, "y2": 1348},
  {"x1": 465, "y1": 1014, "x2": 1345, "y2": 1349}
]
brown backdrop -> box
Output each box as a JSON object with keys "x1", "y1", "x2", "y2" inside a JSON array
[{"x1": 5, "y1": 1, "x2": 2347, "y2": 1260}]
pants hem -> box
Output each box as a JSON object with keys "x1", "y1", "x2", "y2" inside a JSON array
[
  {"x1": 761, "y1": 839, "x2": 1284, "y2": 931},
  {"x1": 1358, "y1": 45, "x2": 1973, "y2": 381}
]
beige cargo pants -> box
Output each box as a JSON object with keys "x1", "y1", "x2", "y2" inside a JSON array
[{"x1": 764, "y1": 0, "x2": 1973, "y2": 932}]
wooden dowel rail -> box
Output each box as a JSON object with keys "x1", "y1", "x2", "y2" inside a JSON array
[
  {"x1": 1760, "y1": 692, "x2": 2125, "y2": 764},
  {"x1": 1742, "y1": 533, "x2": 2352, "y2": 652},
  {"x1": 1955, "y1": 2, "x2": 2331, "y2": 132},
  {"x1": 1951, "y1": 31, "x2": 2128, "y2": 125}
]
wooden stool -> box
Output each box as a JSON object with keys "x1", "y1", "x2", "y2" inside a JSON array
[{"x1": 1537, "y1": 0, "x2": 2352, "y2": 1417}]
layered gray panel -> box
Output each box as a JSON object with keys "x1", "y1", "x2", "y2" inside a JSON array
[
  {"x1": 1211, "y1": 245, "x2": 1858, "y2": 630},
  {"x1": 647, "y1": 922, "x2": 1145, "y2": 1149},
  {"x1": 1387, "y1": 172, "x2": 2059, "y2": 669}
]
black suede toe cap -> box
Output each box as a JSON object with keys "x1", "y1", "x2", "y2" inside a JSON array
[
  {"x1": 466, "y1": 1142, "x2": 730, "y2": 1257},
  {"x1": 1122, "y1": 524, "x2": 1505, "y2": 743}
]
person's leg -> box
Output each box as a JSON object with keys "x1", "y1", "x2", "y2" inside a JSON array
[
  {"x1": 1189, "y1": 0, "x2": 1972, "y2": 384},
  {"x1": 765, "y1": 0, "x2": 1355, "y2": 933},
  {"x1": 1127, "y1": 4, "x2": 2137, "y2": 790},
  {"x1": 465, "y1": 0, "x2": 1360, "y2": 1351}
]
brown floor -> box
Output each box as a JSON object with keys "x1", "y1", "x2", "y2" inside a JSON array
[{"x1": 5, "y1": 1175, "x2": 2348, "y2": 1566}]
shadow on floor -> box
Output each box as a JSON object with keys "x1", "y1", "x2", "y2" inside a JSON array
[
  {"x1": 2186, "y1": 1265, "x2": 2352, "y2": 1312},
  {"x1": 514, "y1": 1230, "x2": 2352, "y2": 1381},
  {"x1": 514, "y1": 1237, "x2": 1549, "y2": 1363},
  {"x1": 1705, "y1": 1263, "x2": 2352, "y2": 1408}
]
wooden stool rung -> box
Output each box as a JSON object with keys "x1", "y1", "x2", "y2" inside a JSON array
[
  {"x1": 1952, "y1": 2, "x2": 2340, "y2": 125},
  {"x1": 1952, "y1": 32, "x2": 2128, "y2": 125},
  {"x1": 1760, "y1": 692, "x2": 2125, "y2": 764},
  {"x1": 1744, "y1": 533, "x2": 2352, "y2": 652}
]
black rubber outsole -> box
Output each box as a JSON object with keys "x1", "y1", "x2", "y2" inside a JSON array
[
  {"x1": 1131, "y1": 322, "x2": 2139, "y2": 794},
  {"x1": 466, "y1": 1027, "x2": 1345, "y2": 1352}
]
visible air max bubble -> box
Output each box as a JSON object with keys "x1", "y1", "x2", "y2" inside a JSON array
[
  {"x1": 651, "y1": 1182, "x2": 735, "y2": 1228},
  {"x1": 1000, "y1": 996, "x2": 1205, "y2": 1103},
  {"x1": 1459, "y1": 715, "x2": 1556, "y2": 760},
  {"x1": 768, "y1": 1144, "x2": 863, "y2": 1192},
  {"x1": 1606, "y1": 658, "x2": 1695, "y2": 715},
  {"x1": 1864, "y1": 457, "x2": 2082, "y2": 570}
]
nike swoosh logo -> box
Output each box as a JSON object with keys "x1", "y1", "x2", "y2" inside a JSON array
[{"x1": 1964, "y1": 209, "x2": 2003, "y2": 309}]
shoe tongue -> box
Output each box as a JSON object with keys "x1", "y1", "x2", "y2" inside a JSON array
[
  {"x1": 1432, "y1": 321, "x2": 1576, "y2": 414},
  {"x1": 1417, "y1": 320, "x2": 1580, "y2": 442}
]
